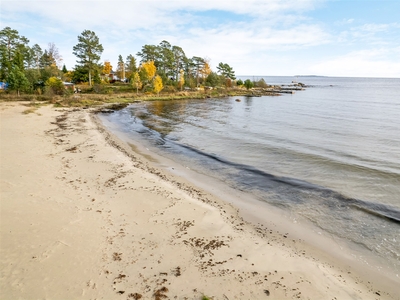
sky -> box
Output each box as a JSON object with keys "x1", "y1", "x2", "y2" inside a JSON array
[{"x1": 1, "y1": 0, "x2": 400, "y2": 78}]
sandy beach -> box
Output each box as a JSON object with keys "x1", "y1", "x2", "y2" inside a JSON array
[{"x1": 0, "y1": 101, "x2": 398, "y2": 300}]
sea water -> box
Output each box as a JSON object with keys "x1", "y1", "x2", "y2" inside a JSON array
[{"x1": 99, "y1": 76, "x2": 400, "y2": 274}]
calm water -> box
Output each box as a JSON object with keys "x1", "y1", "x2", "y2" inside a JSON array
[{"x1": 100, "y1": 76, "x2": 400, "y2": 273}]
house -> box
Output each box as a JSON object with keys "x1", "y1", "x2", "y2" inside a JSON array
[{"x1": 63, "y1": 82, "x2": 75, "y2": 92}]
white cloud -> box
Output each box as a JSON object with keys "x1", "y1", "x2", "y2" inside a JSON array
[
  {"x1": 348, "y1": 22, "x2": 400, "y2": 41},
  {"x1": 2, "y1": 0, "x2": 399, "y2": 77},
  {"x1": 308, "y1": 48, "x2": 400, "y2": 77},
  {"x1": 1, "y1": 0, "x2": 325, "y2": 63},
  {"x1": 1, "y1": 0, "x2": 321, "y2": 31},
  {"x1": 357, "y1": 23, "x2": 400, "y2": 33}
]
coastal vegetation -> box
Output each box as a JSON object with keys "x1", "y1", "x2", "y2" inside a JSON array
[{"x1": 0, "y1": 26, "x2": 298, "y2": 106}]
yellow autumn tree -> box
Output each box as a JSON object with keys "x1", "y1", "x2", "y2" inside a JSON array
[
  {"x1": 131, "y1": 71, "x2": 142, "y2": 94},
  {"x1": 140, "y1": 61, "x2": 156, "y2": 84},
  {"x1": 103, "y1": 61, "x2": 112, "y2": 74},
  {"x1": 200, "y1": 59, "x2": 212, "y2": 80},
  {"x1": 178, "y1": 69, "x2": 184, "y2": 90},
  {"x1": 45, "y1": 76, "x2": 65, "y2": 95},
  {"x1": 153, "y1": 75, "x2": 163, "y2": 96}
]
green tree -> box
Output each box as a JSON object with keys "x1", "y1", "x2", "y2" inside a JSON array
[
  {"x1": 192, "y1": 56, "x2": 205, "y2": 86},
  {"x1": 93, "y1": 68, "x2": 101, "y2": 84},
  {"x1": 0, "y1": 27, "x2": 29, "y2": 80},
  {"x1": 158, "y1": 40, "x2": 174, "y2": 78},
  {"x1": 0, "y1": 27, "x2": 29, "y2": 62},
  {"x1": 244, "y1": 79, "x2": 254, "y2": 90},
  {"x1": 172, "y1": 45, "x2": 186, "y2": 81},
  {"x1": 41, "y1": 50, "x2": 53, "y2": 67},
  {"x1": 125, "y1": 54, "x2": 137, "y2": 79},
  {"x1": 7, "y1": 66, "x2": 30, "y2": 96},
  {"x1": 137, "y1": 44, "x2": 160, "y2": 66},
  {"x1": 31, "y1": 44, "x2": 43, "y2": 70},
  {"x1": 72, "y1": 30, "x2": 103, "y2": 86},
  {"x1": 0, "y1": 45, "x2": 10, "y2": 80},
  {"x1": 71, "y1": 65, "x2": 89, "y2": 83},
  {"x1": 217, "y1": 62, "x2": 236, "y2": 80},
  {"x1": 40, "y1": 64, "x2": 61, "y2": 83},
  {"x1": 205, "y1": 72, "x2": 223, "y2": 87},
  {"x1": 12, "y1": 48, "x2": 25, "y2": 70}
]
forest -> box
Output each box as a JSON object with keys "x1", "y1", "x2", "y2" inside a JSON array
[{"x1": 0, "y1": 27, "x2": 242, "y2": 97}]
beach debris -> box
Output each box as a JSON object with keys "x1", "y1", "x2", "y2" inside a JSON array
[
  {"x1": 264, "y1": 289, "x2": 270, "y2": 296},
  {"x1": 113, "y1": 252, "x2": 122, "y2": 261},
  {"x1": 153, "y1": 286, "x2": 168, "y2": 299},
  {"x1": 173, "y1": 266, "x2": 181, "y2": 277},
  {"x1": 66, "y1": 146, "x2": 78, "y2": 152}
]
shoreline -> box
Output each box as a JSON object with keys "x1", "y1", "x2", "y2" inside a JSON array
[
  {"x1": 97, "y1": 108, "x2": 400, "y2": 286},
  {"x1": 1, "y1": 102, "x2": 398, "y2": 299}
]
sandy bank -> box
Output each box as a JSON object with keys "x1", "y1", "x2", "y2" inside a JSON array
[{"x1": 0, "y1": 102, "x2": 397, "y2": 299}]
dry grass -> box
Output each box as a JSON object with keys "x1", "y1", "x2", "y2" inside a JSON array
[
  {"x1": 1, "y1": 86, "x2": 272, "y2": 109},
  {"x1": 21, "y1": 101, "x2": 49, "y2": 114},
  {"x1": 22, "y1": 107, "x2": 38, "y2": 114}
]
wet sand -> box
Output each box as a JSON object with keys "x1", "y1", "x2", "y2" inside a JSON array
[{"x1": 0, "y1": 102, "x2": 398, "y2": 299}]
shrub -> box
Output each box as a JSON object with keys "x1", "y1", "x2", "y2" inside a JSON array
[
  {"x1": 45, "y1": 77, "x2": 65, "y2": 95},
  {"x1": 244, "y1": 79, "x2": 254, "y2": 90},
  {"x1": 254, "y1": 78, "x2": 268, "y2": 88},
  {"x1": 93, "y1": 83, "x2": 105, "y2": 93},
  {"x1": 163, "y1": 85, "x2": 177, "y2": 93}
]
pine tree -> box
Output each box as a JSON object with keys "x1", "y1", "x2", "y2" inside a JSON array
[
  {"x1": 217, "y1": 62, "x2": 236, "y2": 80},
  {"x1": 125, "y1": 54, "x2": 137, "y2": 79},
  {"x1": 72, "y1": 30, "x2": 103, "y2": 86},
  {"x1": 0, "y1": 27, "x2": 29, "y2": 80}
]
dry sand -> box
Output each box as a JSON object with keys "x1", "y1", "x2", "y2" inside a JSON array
[{"x1": 0, "y1": 102, "x2": 398, "y2": 300}]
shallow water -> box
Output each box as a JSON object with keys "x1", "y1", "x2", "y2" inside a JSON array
[{"x1": 100, "y1": 76, "x2": 400, "y2": 273}]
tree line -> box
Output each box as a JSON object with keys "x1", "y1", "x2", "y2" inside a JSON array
[{"x1": 0, "y1": 27, "x2": 237, "y2": 96}]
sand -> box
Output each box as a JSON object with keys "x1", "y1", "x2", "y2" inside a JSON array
[{"x1": 0, "y1": 101, "x2": 398, "y2": 300}]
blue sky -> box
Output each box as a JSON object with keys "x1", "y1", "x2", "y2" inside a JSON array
[{"x1": 1, "y1": 0, "x2": 399, "y2": 77}]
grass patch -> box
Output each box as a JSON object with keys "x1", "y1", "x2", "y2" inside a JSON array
[
  {"x1": 0, "y1": 93, "x2": 53, "y2": 102},
  {"x1": 2, "y1": 86, "x2": 277, "y2": 109},
  {"x1": 21, "y1": 101, "x2": 49, "y2": 114},
  {"x1": 22, "y1": 107, "x2": 37, "y2": 114}
]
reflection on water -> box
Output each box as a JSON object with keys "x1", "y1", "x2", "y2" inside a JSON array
[{"x1": 101, "y1": 76, "x2": 400, "y2": 273}]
